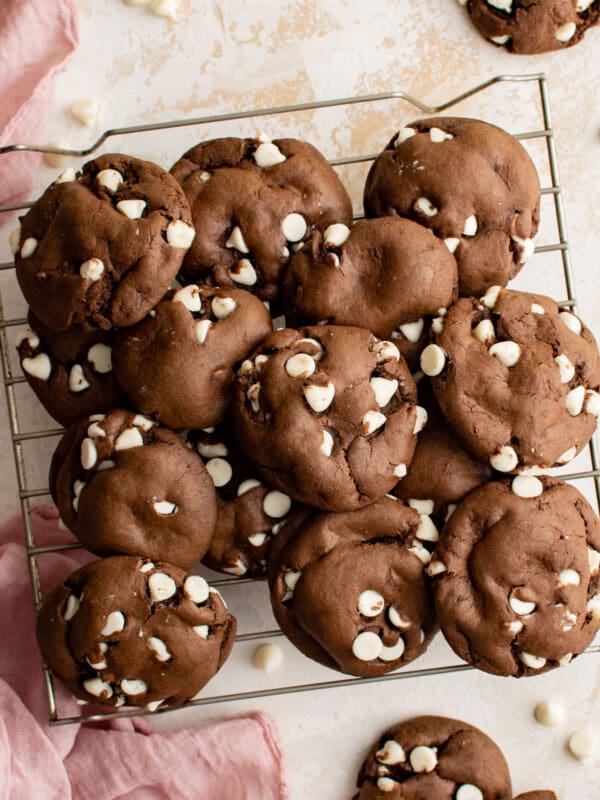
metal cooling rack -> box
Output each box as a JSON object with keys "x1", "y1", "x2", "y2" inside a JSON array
[{"x1": 1, "y1": 72, "x2": 599, "y2": 726}]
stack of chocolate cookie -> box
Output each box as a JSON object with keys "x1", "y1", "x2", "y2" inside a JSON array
[{"x1": 11, "y1": 119, "x2": 600, "y2": 711}]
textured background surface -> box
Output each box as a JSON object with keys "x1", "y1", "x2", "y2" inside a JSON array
[{"x1": 1, "y1": 1, "x2": 599, "y2": 797}]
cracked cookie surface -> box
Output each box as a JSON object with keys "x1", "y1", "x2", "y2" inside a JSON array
[
  {"x1": 36, "y1": 555, "x2": 235, "y2": 709},
  {"x1": 363, "y1": 117, "x2": 540, "y2": 297},
  {"x1": 268, "y1": 497, "x2": 436, "y2": 677},
  {"x1": 50, "y1": 409, "x2": 217, "y2": 569},
  {"x1": 15, "y1": 154, "x2": 195, "y2": 331},
  {"x1": 431, "y1": 478, "x2": 600, "y2": 677}
]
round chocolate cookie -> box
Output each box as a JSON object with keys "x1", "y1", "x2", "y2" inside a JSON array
[
  {"x1": 393, "y1": 387, "x2": 491, "y2": 525},
  {"x1": 462, "y1": 0, "x2": 599, "y2": 55},
  {"x1": 113, "y1": 284, "x2": 272, "y2": 430},
  {"x1": 268, "y1": 497, "x2": 437, "y2": 677},
  {"x1": 282, "y1": 217, "x2": 458, "y2": 337},
  {"x1": 354, "y1": 715, "x2": 512, "y2": 799},
  {"x1": 14, "y1": 154, "x2": 195, "y2": 331},
  {"x1": 170, "y1": 135, "x2": 353, "y2": 305},
  {"x1": 233, "y1": 325, "x2": 424, "y2": 511},
  {"x1": 363, "y1": 117, "x2": 540, "y2": 297},
  {"x1": 424, "y1": 289, "x2": 600, "y2": 472},
  {"x1": 188, "y1": 423, "x2": 299, "y2": 580},
  {"x1": 16, "y1": 311, "x2": 125, "y2": 426},
  {"x1": 50, "y1": 409, "x2": 217, "y2": 569},
  {"x1": 513, "y1": 793, "x2": 557, "y2": 800},
  {"x1": 37, "y1": 555, "x2": 236, "y2": 709},
  {"x1": 431, "y1": 477, "x2": 600, "y2": 676}
]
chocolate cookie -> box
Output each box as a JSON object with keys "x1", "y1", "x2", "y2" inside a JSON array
[
  {"x1": 15, "y1": 154, "x2": 195, "y2": 331},
  {"x1": 113, "y1": 284, "x2": 272, "y2": 430},
  {"x1": 461, "y1": 0, "x2": 600, "y2": 55},
  {"x1": 363, "y1": 117, "x2": 540, "y2": 297},
  {"x1": 50, "y1": 409, "x2": 217, "y2": 569},
  {"x1": 16, "y1": 311, "x2": 125, "y2": 426},
  {"x1": 431, "y1": 478, "x2": 600, "y2": 676},
  {"x1": 513, "y1": 793, "x2": 557, "y2": 800},
  {"x1": 282, "y1": 217, "x2": 458, "y2": 337},
  {"x1": 355, "y1": 715, "x2": 512, "y2": 799},
  {"x1": 424, "y1": 289, "x2": 600, "y2": 472},
  {"x1": 188, "y1": 424, "x2": 299, "y2": 579},
  {"x1": 233, "y1": 325, "x2": 424, "y2": 511},
  {"x1": 268, "y1": 497, "x2": 436, "y2": 676},
  {"x1": 170, "y1": 135, "x2": 353, "y2": 305},
  {"x1": 36, "y1": 555, "x2": 235, "y2": 709}
]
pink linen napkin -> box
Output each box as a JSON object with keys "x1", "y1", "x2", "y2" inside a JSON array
[
  {"x1": 0, "y1": 505, "x2": 289, "y2": 800},
  {"x1": 0, "y1": 0, "x2": 79, "y2": 212}
]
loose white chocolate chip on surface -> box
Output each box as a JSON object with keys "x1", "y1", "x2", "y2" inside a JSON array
[
  {"x1": 206, "y1": 457, "x2": 233, "y2": 487},
  {"x1": 490, "y1": 445, "x2": 519, "y2": 473},
  {"x1": 43, "y1": 143, "x2": 71, "y2": 169},
  {"x1": 148, "y1": 572, "x2": 177, "y2": 602},
  {"x1": 101, "y1": 610, "x2": 126, "y2": 636},
  {"x1": 96, "y1": 169, "x2": 123, "y2": 192},
  {"x1": 253, "y1": 643, "x2": 283, "y2": 673},
  {"x1": 409, "y1": 745, "x2": 438, "y2": 773},
  {"x1": 166, "y1": 220, "x2": 195, "y2": 249},
  {"x1": 303, "y1": 382, "x2": 335, "y2": 412},
  {"x1": 420, "y1": 344, "x2": 446, "y2": 376},
  {"x1": 263, "y1": 491, "x2": 292, "y2": 518},
  {"x1": 357, "y1": 590, "x2": 385, "y2": 617},
  {"x1": 511, "y1": 475, "x2": 543, "y2": 498},
  {"x1": 80, "y1": 258, "x2": 104, "y2": 281},
  {"x1": 352, "y1": 631, "x2": 383, "y2": 661},
  {"x1": 116, "y1": 199, "x2": 146, "y2": 219},
  {"x1": 568, "y1": 730, "x2": 597, "y2": 760},
  {"x1": 70, "y1": 98, "x2": 99, "y2": 127},
  {"x1": 149, "y1": 0, "x2": 179, "y2": 19}
]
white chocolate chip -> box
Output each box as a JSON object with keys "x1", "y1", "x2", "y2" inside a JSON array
[
  {"x1": 223, "y1": 560, "x2": 247, "y2": 576},
  {"x1": 370, "y1": 377, "x2": 398, "y2": 408},
  {"x1": 87, "y1": 643, "x2": 108, "y2": 671},
  {"x1": 398, "y1": 318, "x2": 424, "y2": 343},
  {"x1": 64, "y1": 594, "x2": 80, "y2": 621},
  {"x1": 197, "y1": 441, "x2": 228, "y2": 459},
  {"x1": 481, "y1": 285, "x2": 501, "y2": 309},
  {"x1": 444, "y1": 237, "x2": 460, "y2": 253},
  {"x1": 568, "y1": 730, "x2": 597, "y2": 760},
  {"x1": 379, "y1": 638, "x2": 405, "y2": 661},
  {"x1": 73, "y1": 479, "x2": 85, "y2": 498},
  {"x1": 149, "y1": 0, "x2": 179, "y2": 19},
  {"x1": 409, "y1": 498, "x2": 434, "y2": 515},
  {"x1": 83, "y1": 677, "x2": 113, "y2": 699},
  {"x1": 193, "y1": 625, "x2": 210, "y2": 639},
  {"x1": 555, "y1": 354, "x2": 575, "y2": 384},
  {"x1": 520, "y1": 652, "x2": 547, "y2": 670},
  {"x1": 89, "y1": 414, "x2": 106, "y2": 421},
  {"x1": 132, "y1": 414, "x2": 154, "y2": 431},
  {"x1": 166, "y1": 220, "x2": 195, "y2": 249},
  {"x1": 587, "y1": 594, "x2": 600, "y2": 620},
  {"x1": 427, "y1": 559, "x2": 447, "y2": 577},
  {"x1": 148, "y1": 637, "x2": 172, "y2": 662},
  {"x1": 558, "y1": 569, "x2": 580, "y2": 587},
  {"x1": 576, "y1": 0, "x2": 594, "y2": 9},
  {"x1": 566, "y1": 385, "x2": 586, "y2": 416},
  {"x1": 486, "y1": 0, "x2": 513, "y2": 10},
  {"x1": 190, "y1": 318, "x2": 211, "y2": 345},
  {"x1": 255, "y1": 354, "x2": 269, "y2": 372},
  {"x1": 139, "y1": 561, "x2": 155, "y2": 573},
  {"x1": 303, "y1": 382, "x2": 335, "y2": 412},
  {"x1": 148, "y1": 572, "x2": 177, "y2": 602},
  {"x1": 286, "y1": 353, "x2": 316, "y2": 379},
  {"x1": 69, "y1": 364, "x2": 90, "y2": 393},
  {"x1": 324, "y1": 223, "x2": 350, "y2": 248},
  {"x1": 377, "y1": 777, "x2": 399, "y2": 793},
  {"x1": 413, "y1": 405, "x2": 428, "y2": 434},
  {"x1": 506, "y1": 620, "x2": 523, "y2": 634},
  {"x1": 87, "y1": 343, "x2": 112, "y2": 373},
  {"x1": 409, "y1": 745, "x2": 438, "y2": 773},
  {"x1": 376, "y1": 740, "x2": 406, "y2": 765},
  {"x1": 509, "y1": 590, "x2": 536, "y2": 616},
  {"x1": 393, "y1": 463, "x2": 407, "y2": 478},
  {"x1": 362, "y1": 410, "x2": 387, "y2": 434},
  {"x1": 115, "y1": 427, "x2": 144, "y2": 451},
  {"x1": 237, "y1": 478, "x2": 261, "y2": 496},
  {"x1": 557, "y1": 446, "x2": 577, "y2": 465},
  {"x1": 431, "y1": 316, "x2": 444, "y2": 335},
  {"x1": 153, "y1": 500, "x2": 178, "y2": 516},
  {"x1": 555, "y1": 21, "x2": 577, "y2": 42},
  {"x1": 416, "y1": 514, "x2": 439, "y2": 542},
  {"x1": 472, "y1": 319, "x2": 495, "y2": 344},
  {"x1": 445, "y1": 503, "x2": 457, "y2": 521},
  {"x1": 372, "y1": 341, "x2": 400, "y2": 362},
  {"x1": 225, "y1": 225, "x2": 249, "y2": 253},
  {"x1": 247, "y1": 383, "x2": 261, "y2": 413},
  {"x1": 429, "y1": 127, "x2": 453, "y2": 143},
  {"x1": 70, "y1": 98, "x2": 99, "y2": 127},
  {"x1": 211, "y1": 296, "x2": 237, "y2": 319},
  {"x1": 394, "y1": 127, "x2": 416, "y2": 146},
  {"x1": 531, "y1": 303, "x2": 545, "y2": 315},
  {"x1": 173, "y1": 285, "x2": 202, "y2": 312},
  {"x1": 145, "y1": 699, "x2": 164, "y2": 712},
  {"x1": 414, "y1": 197, "x2": 438, "y2": 217},
  {"x1": 254, "y1": 141, "x2": 286, "y2": 167},
  {"x1": 183, "y1": 575, "x2": 209, "y2": 604},
  {"x1": 9, "y1": 226, "x2": 21, "y2": 255},
  {"x1": 116, "y1": 199, "x2": 146, "y2": 219},
  {"x1": 320, "y1": 429, "x2": 334, "y2": 457},
  {"x1": 296, "y1": 337, "x2": 324, "y2": 360},
  {"x1": 230, "y1": 258, "x2": 258, "y2": 286},
  {"x1": 80, "y1": 258, "x2": 104, "y2": 281},
  {"x1": 462, "y1": 215, "x2": 478, "y2": 237},
  {"x1": 585, "y1": 390, "x2": 600, "y2": 418},
  {"x1": 96, "y1": 169, "x2": 123, "y2": 192},
  {"x1": 206, "y1": 457, "x2": 233, "y2": 487},
  {"x1": 456, "y1": 786, "x2": 484, "y2": 800},
  {"x1": 253, "y1": 643, "x2": 283, "y2": 673},
  {"x1": 409, "y1": 542, "x2": 432, "y2": 565},
  {"x1": 101, "y1": 611, "x2": 126, "y2": 636},
  {"x1": 511, "y1": 475, "x2": 543, "y2": 498},
  {"x1": 420, "y1": 344, "x2": 447, "y2": 376},
  {"x1": 121, "y1": 679, "x2": 147, "y2": 695},
  {"x1": 511, "y1": 235, "x2": 536, "y2": 264},
  {"x1": 357, "y1": 590, "x2": 385, "y2": 617},
  {"x1": 281, "y1": 213, "x2": 307, "y2": 242},
  {"x1": 248, "y1": 532, "x2": 267, "y2": 547},
  {"x1": 490, "y1": 445, "x2": 519, "y2": 472},
  {"x1": 588, "y1": 548, "x2": 600, "y2": 575},
  {"x1": 351, "y1": 631, "x2": 382, "y2": 661},
  {"x1": 263, "y1": 491, "x2": 292, "y2": 518},
  {"x1": 80, "y1": 437, "x2": 98, "y2": 470},
  {"x1": 22, "y1": 353, "x2": 52, "y2": 381},
  {"x1": 20, "y1": 237, "x2": 38, "y2": 258},
  {"x1": 560, "y1": 311, "x2": 582, "y2": 335},
  {"x1": 489, "y1": 341, "x2": 520, "y2": 367},
  {"x1": 388, "y1": 606, "x2": 410, "y2": 629},
  {"x1": 284, "y1": 571, "x2": 301, "y2": 592}
]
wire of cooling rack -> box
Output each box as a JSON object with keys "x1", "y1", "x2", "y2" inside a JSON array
[{"x1": 1, "y1": 72, "x2": 599, "y2": 726}]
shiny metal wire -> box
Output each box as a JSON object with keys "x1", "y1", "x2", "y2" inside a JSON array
[{"x1": 1, "y1": 73, "x2": 599, "y2": 726}]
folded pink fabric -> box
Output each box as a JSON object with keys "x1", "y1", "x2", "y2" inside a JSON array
[
  {"x1": 0, "y1": 0, "x2": 79, "y2": 212},
  {"x1": 0, "y1": 506, "x2": 289, "y2": 800}
]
